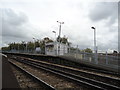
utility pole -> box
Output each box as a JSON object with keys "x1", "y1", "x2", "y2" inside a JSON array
[
  {"x1": 91, "y1": 27, "x2": 98, "y2": 64},
  {"x1": 57, "y1": 21, "x2": 64, "y2": 55}
]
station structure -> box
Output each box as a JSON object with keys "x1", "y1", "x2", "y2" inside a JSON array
[{"x1": 45, "y1": 41, "x2": 69, "y2": 56}]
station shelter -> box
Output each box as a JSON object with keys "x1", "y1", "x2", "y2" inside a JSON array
[{"x1": 45, "y1": 41, "x2": 68, "y2": 56}]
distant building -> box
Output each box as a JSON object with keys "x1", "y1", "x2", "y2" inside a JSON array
[{"x1": 45, "y1": 42, "x2": 69, "y2": 56}]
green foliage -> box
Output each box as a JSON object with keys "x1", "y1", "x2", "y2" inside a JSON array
[
  {"x1": 57, "y1": 36, "x2": 69, "y2": 44},
  {"x1": 44, "y1": 37, "x2": 53, "y2": 43},
  {"x1": 27, "y1": 42, "x2": 34, "y2": 50},
  {"x1": 1, "y1": 37, "x2": 70, "y2": 53},
  {"x1": 70, "y1": 47, "x2": 77, "y2": 51},
  {"x1": 1, "y1": 47, "x2": 10, "y2": 51},
  {"x1": 1, "y1": 37, "x2": 49, "y2": 53},
  {"x1": 82, "y1": 48, "x2": 93, "y2": 53}
]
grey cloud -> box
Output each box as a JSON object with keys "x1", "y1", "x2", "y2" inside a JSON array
[
  {"x1": 1, "y1": 8, "x2": 30, "y2": 39},
  {"x1": 98, "y1": 41, "x2": 118, "y2": 52},
  {"x1": 108, "y1": 26, "x2": 118, "y2": 32},
  {"x1": 1, "y1": 8, "x2": 48, "y2": 48},
  {"x1": 67, "y1": 33, "x2": 93, "y2": 50},
  {"x1": 97, "y1": 31, "x2": 118, "y2": 51},
  {"x1": 2, "y1": 9, "x2": 28, "y2": 26},
  {"x1": 89, "y1": 2, "x2": 118, "y2": 25}
]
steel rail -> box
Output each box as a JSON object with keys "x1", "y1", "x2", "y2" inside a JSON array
[
  {"x1": 10, "y1": 54, "x2": 119, "y2": 76},
  {"x1": 16, "y1": 57, "x2": 120, "y2": 81},
  {"x1": 8, "y1": 60, "x2": 55, "y2": 90},
  {"x1": 14, "y1": 58, "x2": 120, "y2": 90},
  {"x1": 14, "y1": 55, "x2": 119, "y2": 76},
  {"x1": 78, "y1": 65, "x2": 119, "y2": 76},
  {"x1": 24, "y1": 60, "x2": 120, "y2": 90}
]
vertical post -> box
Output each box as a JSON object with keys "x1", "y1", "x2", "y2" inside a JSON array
[
  {"x1": 106, "y1": 51, "x2": 108, "y2": 64},
  {"x1": 76, "y1": 45, "x2": 78, "y2": 59},
  {"x1": 96, "y1": 46, "x2": 98, "y2": 63},
  {"x1": 26, "y1": 42, "x2": 27, "y2": 53},
  {"x1": 94, "y1": 28, "x2": 97, "y2": 64},
  {"x1": 83, "y1": 50, "x2": 85, "y2": 60},
  {"x1": 34, "y1": 41, "x2": 35, "y2": 53},
  {"x1": 57, "y1": 21, "x2": 64, "y2": 56},
  {"x1": 58, "y1": 24, "x2": 61, "y2": 56},
  {"x1": 91, "y1": 27, "x2": 98, "y2": 64},
  {"x1": 33, "y1": 38, "x2": 35, "y2": 54}
]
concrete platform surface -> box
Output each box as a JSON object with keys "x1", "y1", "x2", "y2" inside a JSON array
[{"x1": 2, "y1": 55, "x2": 20, "y2": 89}]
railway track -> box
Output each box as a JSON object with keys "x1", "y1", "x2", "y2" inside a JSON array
[
  {"x1": 10, "y1": 56, "x2": 120, "y2": 90},
  {"x1": 9, "y1": 61, "x2": 55, "y2": 90},
  {"x1": 78, "y1": 63, "x2": 119, "y2": 75},
  {"x1": 7, "y1": 53, "x2": 119, "y2": 76},
  {"x1": 11, "y1": 54, "x2": 119, "y2": 76},
  {"x1": 12, "y1": 55, "x2": 119, "y2": 80}
]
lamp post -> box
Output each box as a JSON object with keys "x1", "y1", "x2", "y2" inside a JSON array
[
  {"x1": 91, "y1": 27, "x2": 98, "y2": 64},
  {"x1": 52, "y1": 31, "x2": 56, "y2": 41},
  {"x1": 57, "y1": 21, "x2": 64, "y2": 55}
]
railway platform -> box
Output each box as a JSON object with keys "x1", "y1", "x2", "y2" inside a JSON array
[{"x1": 2, "y1": 55, "x2": 20, "y2": 89}]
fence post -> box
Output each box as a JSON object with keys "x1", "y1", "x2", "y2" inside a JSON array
[
  {"x1": 95, "y1": 46, "x2": 98, "y2": 64},
  {"x1": 75, "y1": 48, "x2": 77, "y2": 59},
  {"x1": 75, "y1": 45, "x2": 78, "y2": 59},
  {"x1": 106, "y1": 51, "x2": 108, "y2": 64},
  {"x1": 76, "y1": 45, "x2": 78, "y2": 59}
]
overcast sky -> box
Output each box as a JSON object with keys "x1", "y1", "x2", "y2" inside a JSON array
[{"x1": 0, "y1": 0, "x2": 119, "y2": 53}]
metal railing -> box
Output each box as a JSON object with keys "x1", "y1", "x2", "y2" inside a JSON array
[
  {"x1": 62, "y1": 49, "x2": 119, "y2": 68},
  {"x1": 2, "y1": 49, "x2": 119, "y2": 68}
]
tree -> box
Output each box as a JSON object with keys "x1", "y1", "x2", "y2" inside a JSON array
[
  {"x1": 61, "y1": 37, "x2": 68, "y2": 44},
  {"x1": 1, "y1": 36, "x2": 71, "y2": 54},
  {"x1": 56, "y1": 36, "x2": 68, "y2": 44},
  {"x1": 113, "y1": 50, "x2": 117, "y2": 54},
  {"x1": 1, "y1": 47, "x2": 10, "y2": 51},
  {"x1": 44, "y1": 37, "x2": 53, "y2": 43},
  {"x1": 27, "y1": 41, "x2": 34, "y2": 51},
  {"x1": 82, "y1": 48, "x2": 93, "y2": 53},
  {"x1": 35, "y1": 40, "x2": 40, "y2": 47}
]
